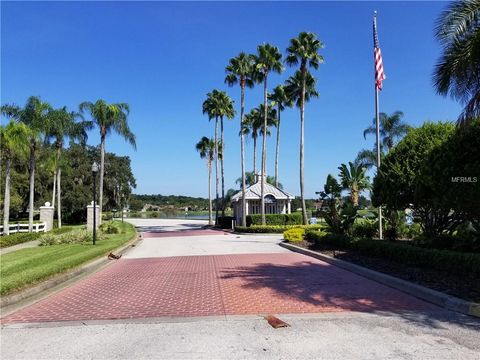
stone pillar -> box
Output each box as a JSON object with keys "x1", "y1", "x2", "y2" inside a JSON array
[
  {"x1": 39, "y1": 202, "x2": 54, "y2": 231},
  {"x1": 87, "y1": 201, "x2": 100, "y2": 231},
  {"x1": 287, "y1": 201, "x2": 291, "y2": 214}
]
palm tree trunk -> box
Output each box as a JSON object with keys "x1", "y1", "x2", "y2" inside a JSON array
[
  {"x1": 253, "y1": 137, "x2": 257, "y2": 175},
  {"x1": 57, "y1": 168, "x2": 62, "y2": 228},
  {"x1": 214, "y1": 117, "x2": 219, "y2": 224},
  {"x1": 240, "y1": 82, "x2": 247, "y2": 227},
  {"x1": 51, "y1": 170, "x2": 56, "y2": 206},
  {"x1": 208, "y1": 160, "x2": 212, "y2": 225},
  {"x1": 99, "y1": 133, "x2": 105, "y2": 225},
  {"x1": 261, "y1": 75, "x2": 268, "y2": 225},
  {"x1": 275, "y1": 105, "x2": 281, "y2": 188},
  {"x1": 300, "y1": 67, "x2": 308, "y2": 225},
  {"x1": 352, "y1": 188, "x2": 359, "y2": 207},
  {"x1": 220, "y1": 116, "x2": 225, "y2": 218},
  {"x1": 28, "y1": 142, "x2": 36, "y2": 232},
  {"x1": 3, "y1": 156, "x2": 11, "y2": 236}
]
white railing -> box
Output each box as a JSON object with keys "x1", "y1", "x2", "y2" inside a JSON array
[{"x1": 0, "y1": 222, "x2": 47, "y2": 235}]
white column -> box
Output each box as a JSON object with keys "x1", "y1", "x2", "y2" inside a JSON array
[
  {"x1": 87, "y1": 201, "x2": 100, "y2": 231},
  {"x1": 287, "y1": 201, "x2": 291, "y2": 214},
  {"x1": 39, "y1": 202, "x2": 54, "y2": 231},
  {"x1": 246, "y1": 200, "x2": 249, "y2": 215}
]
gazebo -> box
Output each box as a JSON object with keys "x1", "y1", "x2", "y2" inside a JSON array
[{"x1": 231, "y1": 173, "x2": 295, "y2": 225}]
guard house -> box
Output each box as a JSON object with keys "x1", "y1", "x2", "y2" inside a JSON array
[{"x1": 231, "y1": 173, "x2": 295, "y2": 225}]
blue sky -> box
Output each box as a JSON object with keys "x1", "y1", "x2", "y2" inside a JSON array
[{"x1": 1, "y1": 1, "x2": 461, "y2": 198}]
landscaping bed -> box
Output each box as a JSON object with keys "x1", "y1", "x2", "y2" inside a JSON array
[
  {"x1": 0, "y1": 221, "x2": 136, "y2": 296},
  {"x1": 0, "y1": 226, "x2": 79, "y2": 248},
  {"x1": 293, "y1": 240, "x2": 480, "y2": 303}
]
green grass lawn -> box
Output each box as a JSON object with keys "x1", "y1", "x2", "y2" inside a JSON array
[{"x1": 0, "y1": 221, "x2": 136, "y2": 296}]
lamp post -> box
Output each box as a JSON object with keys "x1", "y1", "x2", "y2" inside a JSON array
[{"x1": 92, "y1": 161, "x2": 99, "y2": 245}]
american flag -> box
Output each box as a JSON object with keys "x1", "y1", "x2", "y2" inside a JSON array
[{"x1": 373, "y1": 15, "x2": 386, "y2": 90}]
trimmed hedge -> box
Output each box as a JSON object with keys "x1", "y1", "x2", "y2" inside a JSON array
[
  {"x1": 246, "y1": 213, "x2": 304, "y2": 226},
  {"x1": 236, "y1": 224, "x2": 325, "y2": 234},
  {"x1": 305, "y1": 230, "x2": 480, "y2": 278},
  {"x1": 283, "y1": 228, "x2": 305, "y2": 242}
]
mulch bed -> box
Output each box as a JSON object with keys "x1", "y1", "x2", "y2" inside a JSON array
[{"x1": 295, "y1": 240, "x2": 480, "y2": 303}]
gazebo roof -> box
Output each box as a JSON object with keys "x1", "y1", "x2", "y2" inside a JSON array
[{"x1": 231, "y1": 180, "x2": 294, "y2": 201}]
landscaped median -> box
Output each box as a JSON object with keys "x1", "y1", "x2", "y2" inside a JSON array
[
  {"x1": 0, "y1": 221, "x2": 136, "y2": 297},
  {"x1": 280, "y1": 228, "x2": 480, "y2": 317},
  {"x1": 235, "y1": 224, "x2": 325, "y2": 234}
]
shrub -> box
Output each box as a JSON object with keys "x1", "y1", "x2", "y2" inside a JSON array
[
  {"x1": 39, "y1": 229, "x2": 94, "y2": 246},
  {"x1": 352, "y1": 220, "x2": 377, "y2": 238},
  {"x1": 304, "y1": 230, "x2": 480, "y2": 278},
  {"x1": 283, "y1": 228, "x2": 305, "y2": 242},
  {"x1": 0, "y1": 232, "x2": 39, "y2": 248},
  {"x1": 100, "y1": 221, "x2": 121, "y2": 234},
  {"x1": 246, "y1": 213, "x2": 304, "y2": 226},
  {"x1": 236, "y1": 224, "x2": 325, "y2": 234}
]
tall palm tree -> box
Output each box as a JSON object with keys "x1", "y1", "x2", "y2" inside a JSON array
[
  {"x1": 242, "y1": 105, "x2": 276, "y2": 176},
  {"x1": 286, "y1": 32, "x2": 324, "y2": 224},
  {"x1": 45, "y1": 107, "x2": 91, "y2": 227},
  {"x1": 196, "y1": 136, "x2": 216, "y2": 225},
  {"x1": 354, "y1": 146, "x2": 385, "y2": 170},
  {"x1": 80, "y1": 100, "x2": 135, "y2": 222},
  {"x1": 202, "y1": 91, "x2": 221, "y2": 223},
  {"x1": 338, "y1": 162, "x2": 371, "y2": 207},
  {"x1": 268, "y1": 85, "x2": 293, "y2": 188},
  {"x1": 0, "y1": 121, "x2": 30, "y2": 235},
  {"x1": 363, "y1": 111, "x2": 410, "y2": 151},
  {"x1": 255, "y1": 43, "x2": 283, "y2": 225},
  {"x1": 434, "y1": 0, "x2": 480, "y2": 125},
  {"x1": 2, "y1": 96, "x2": 52, "y2": 231},
  {"x1": 216, "y1": 92, "x2": 235, "y2": 218},
  {"x1": 225, "y1": 52, "x2": 256, "y2": 227}
]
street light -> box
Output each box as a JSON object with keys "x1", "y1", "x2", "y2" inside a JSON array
[{"x1": 92, "y1": 161, "x2": 99, "y2": 245}]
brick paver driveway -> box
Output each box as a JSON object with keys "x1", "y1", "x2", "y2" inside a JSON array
[{"x1": 2, "y1": 219, "x2": 434, "y2": 324}]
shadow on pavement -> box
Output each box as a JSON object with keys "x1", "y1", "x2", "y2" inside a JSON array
[{"x1": 219, "y1": 260, "x2": 480, "y2": 330}]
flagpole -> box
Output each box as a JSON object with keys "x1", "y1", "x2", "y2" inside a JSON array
[{"x1": 374, "y1": 11, "x2": 383, "y2": 240}]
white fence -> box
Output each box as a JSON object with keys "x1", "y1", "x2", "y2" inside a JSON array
[{"x1": 0, "y1": 222, "x2": 47, "y2": 236}]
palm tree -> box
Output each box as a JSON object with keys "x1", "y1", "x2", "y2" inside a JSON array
[
  {"x1": 0, "y1": 121, "x2": 30, "y2": 235},
  {"x1": 254, "y1": 43, "x2": 283, "y2": 225},
  {"x1": 268, "y1": 85, "x2": 293, "y2": 188},
  {"x1": 242, "y1": 105, "x2": 277, "y2": 175},
  {"x1": 434, "y1": 0, "x2": 480, "y2": 125},
  {"x1": 196, "y1": 136, "x2": 216, "y2": 225},
  {"x1": 80, "y1": 100, "x2": 136, "y2": 222},
  {"x1": 216, "y1": 92, "x2": 235, "y2": 218},
  {"x1": 225, "y1": 52, "x2": 256, "y2": 227},
  {"x1": 236, "y1": 171, "x2": 283, "y2": 189},
  {"x1": 338, "y1": 162, "x2": 371, "y2": 207},
  {"x1": 45, "y1": 107, "x2": 91, "y2": 227},
  {"x1": 2, "y1": 96, "x2": 52, "y2": 231},
  {"x1": 202, "y1": 90, "x2": 235, "y2": 220},
  {"x1": 354, "y1": 145, "x2": 385, "y2": 170},
  {"x1": 286, "y1": 32, "x2": 324, "y2": 224},
  {"x1": 363, "y1": 111, "x2": 410, "y2": 151}
]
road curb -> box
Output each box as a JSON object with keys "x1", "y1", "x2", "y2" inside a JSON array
[
  {"x1": 279, "y1": 241, "x2": 480, "y2": 318},
  {"x1": 0, "y1": 230, "x2": 140, "y2": 312}
]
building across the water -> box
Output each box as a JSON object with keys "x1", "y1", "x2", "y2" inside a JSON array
[{"x1": 231, "y1": 173, "x2": 295, "y2": 225}]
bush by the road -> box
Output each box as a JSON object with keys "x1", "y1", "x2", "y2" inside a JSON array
[
  {"x1": 246, "y1": 213, "x2": 304, "y2": 226},
  {"x1": 236, "y1": 224, "x2": 325, "y2": 234}
]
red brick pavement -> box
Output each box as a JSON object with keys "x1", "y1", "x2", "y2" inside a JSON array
[
  {"x1": 142, "y1": 229, "x2": 224, "y2": 238},
  {"x1": 2, "y1": 253, "x2": 435, "y2": 324}
]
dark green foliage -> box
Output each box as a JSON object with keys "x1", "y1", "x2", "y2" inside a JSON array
[
  {"x1": 216, "y1": 216, "x2": 235, "y2": 229},
  {"x1": 352, "y1": 220, "x2": 378, "y2": 239},
  {"x1": 99, "y1": 221, "x2": 122, "y2": 234},
  {"x1": 130, "y1": 194, "x2": 209, "y2": 210},
  {"x1": 304, "y1": 230, "x2": 480, "y2": 278},
  {"x1": 246, "y1": 213, "x2": 304, "y2": 226}
]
